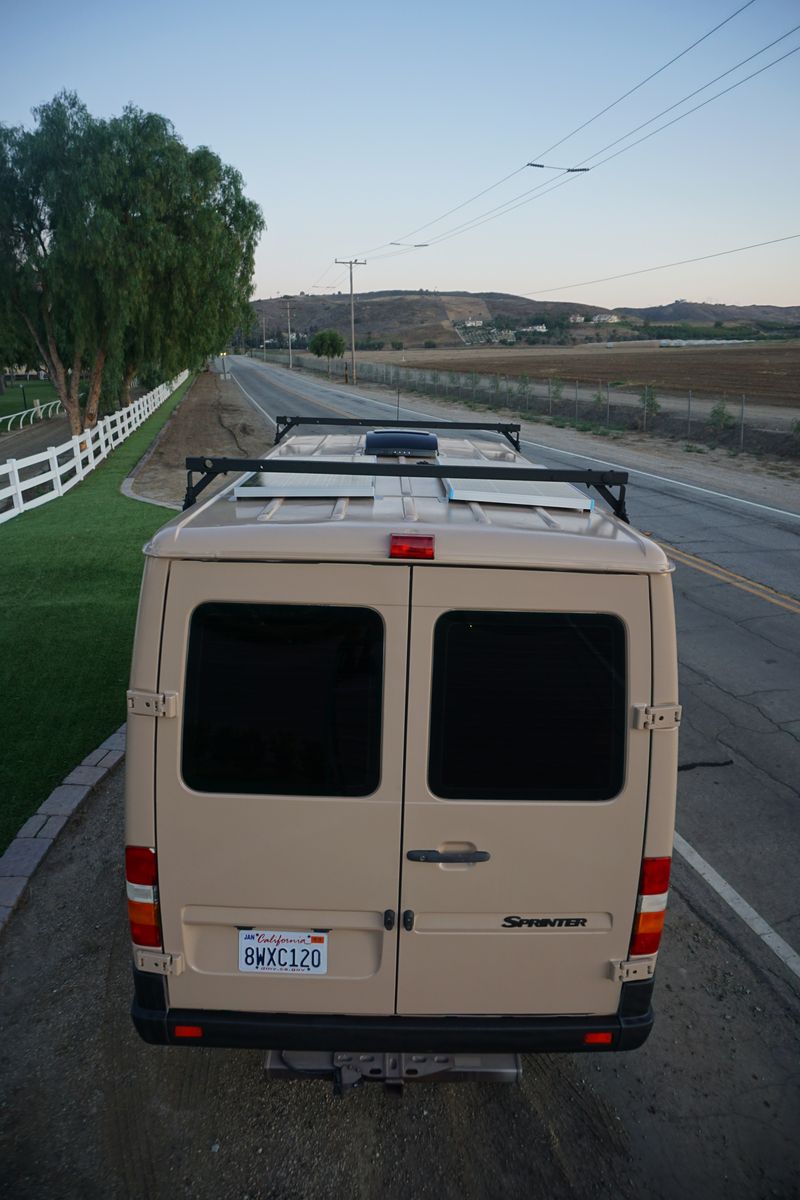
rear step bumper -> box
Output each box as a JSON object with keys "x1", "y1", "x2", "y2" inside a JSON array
[{"x1": 132, "y1": 970, "x2": 654, "y2": 1053}]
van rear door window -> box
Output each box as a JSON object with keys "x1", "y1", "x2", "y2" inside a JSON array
[
  {"x1": 182, "y1": 603, "x2": 383, "y2": 796},
  {"x1": 428, "y1": 611, "x2": 625, "y2": 801}
]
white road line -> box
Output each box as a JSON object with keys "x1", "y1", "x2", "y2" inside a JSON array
[
  {"x1": 229, "y1": 372, "x2": 276, "y2": 428},
  {"x1": 674, "y1": 832, "x2": 800, "y2": 981},
  {"x1": 519, "y1": 436, "x2": 800, "y2": 521}
]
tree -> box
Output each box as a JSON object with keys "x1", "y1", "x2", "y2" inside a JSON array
[
  {"x1": 0, "y1": 92, "x2": 264, "y2": 433},
  {"x1": 0, "y1": 315, "x2": 38, "y2": 396},
  {"x1": 309, "y1": 329, "x2": 345, "y2": 376}
]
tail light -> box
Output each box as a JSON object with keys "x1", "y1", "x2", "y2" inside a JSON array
[
  {"x1": 630, "y1": 856, "x2": 671, "y2": 956},
  {"x1": 125, "y1": 845, "x2": 162, "y2": 948},
  {"x1": 390, "y1": 534, "x2": 435, "y2": 559}
]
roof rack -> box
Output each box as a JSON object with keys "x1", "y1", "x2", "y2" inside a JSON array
[
  {"x1": 184, "y1": 460, "x2": 629, "y2": 522},
  {"x1": 274, "y1": 416, "x2": 522, "y2": 451}
]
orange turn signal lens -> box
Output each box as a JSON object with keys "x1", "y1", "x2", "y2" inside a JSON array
[
  {"x1": 630, "y1": 909, "x2": 666, "y2": 956},
  {"x1": 127, "y1": 900, "x2": 161, "y2": 948}
]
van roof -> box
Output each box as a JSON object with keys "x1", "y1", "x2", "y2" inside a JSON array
[{"x1": 145, "y1": 428, "x2": 670, "y2": 575}]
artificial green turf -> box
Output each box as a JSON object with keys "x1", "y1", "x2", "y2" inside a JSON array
[{"x1": 0, "y1": 376, "x2": 194, "y2": 850}]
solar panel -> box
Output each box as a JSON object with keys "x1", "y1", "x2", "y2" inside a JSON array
[
  {"x1": 444, "y1": 474, "x2": 593, "y2": 511},
  {"x1": 234, "y1": 472, "x2": 375, "y2": 500}
]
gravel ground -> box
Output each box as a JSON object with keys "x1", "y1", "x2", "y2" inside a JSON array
[{"x1": 1, "y1": 768, "x2": 798, "y2": 1200}]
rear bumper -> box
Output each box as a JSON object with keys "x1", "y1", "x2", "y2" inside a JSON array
[{"x1": 131, "y1": 969, "x2": 654, "y2": 1053}]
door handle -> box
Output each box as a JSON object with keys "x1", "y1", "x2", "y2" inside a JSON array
[{"x1": 406, "y1": 849, "x2": 491, "y2": 864}]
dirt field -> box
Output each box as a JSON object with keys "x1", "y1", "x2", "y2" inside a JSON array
[
  {"x1": 129, "y1": 371, "x2": 274, "y2": 507},
  {"x1": 364, "y1": 341, "x2": 800, "y2": 404}
]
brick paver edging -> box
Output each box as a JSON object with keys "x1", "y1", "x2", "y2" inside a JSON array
[{"x1": 0, "y1": 725, "x2": 126, "y2": 932}]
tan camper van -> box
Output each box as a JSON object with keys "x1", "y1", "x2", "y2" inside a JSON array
[{"x1": 126, "y1": 418, "x2": 680, "y2": 1089}]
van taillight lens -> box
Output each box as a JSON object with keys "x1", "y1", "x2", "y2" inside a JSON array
[
  {"x1": 630, "y1": 856, "x2": 671, "y2": 957},
  {"x1": 125, "y1": 845, "x2": 162, "y2": 948},
  {"x1": 390, "y1": 534, "x2": 435, "y2": 559}
]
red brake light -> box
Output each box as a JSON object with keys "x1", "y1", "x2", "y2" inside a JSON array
[
  {"x1": 639, "y1": 857, "x2": 671, "y2": 895},
  {"x1": 390, "y1": 534, "x2": 435, "y2": 559},
  {"x1": 584, "y1": 1032, "x2": 613, "y2": 1045},
  {"x1": 174, "y1": 1025, "x2": 204, "y2": 1039},
  {"x1": 126, "y1": 845, "x2": 157, "y2": 886}
]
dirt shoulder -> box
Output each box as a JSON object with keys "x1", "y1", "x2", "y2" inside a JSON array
[{"x1": 130, "y1": 371, "x2": 274, "y2": 507}]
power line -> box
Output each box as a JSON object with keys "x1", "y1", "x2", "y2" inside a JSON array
[
  {"x1": 521, "y1": 233, "x2": 800, "y2": 296},
  {"x1": 362, "y1": 0, "x2": 758, "y2": 254},
  {"x1": 530, "y1": 0, "x2": 758, "y2": 162},
  {"x1": 414, "y1": 40, "x2": 800, "y2": 250},
  {"x1": 574, "y1": 21, "x2": 800, "y2": 169}
]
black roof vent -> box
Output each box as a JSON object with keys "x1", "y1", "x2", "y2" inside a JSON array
[{"x1": 365, "y1": 428, "x2": 439, "y2": 458}]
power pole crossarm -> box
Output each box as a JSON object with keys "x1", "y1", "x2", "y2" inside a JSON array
[{"x1": 335, "y1": 258, "x2": 366, "y2": 385}]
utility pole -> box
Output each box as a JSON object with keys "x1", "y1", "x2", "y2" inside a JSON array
[
  {"x1": 335, "y1": 258, "x2": 366, "y2": 385},
  {"x1": 287, "y1": 301, "x2": 293, "y2": 369}
]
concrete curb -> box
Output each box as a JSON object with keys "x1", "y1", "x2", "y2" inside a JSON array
[{"x1": 0, "y1": 725, "x2": 126, "y2": 933}]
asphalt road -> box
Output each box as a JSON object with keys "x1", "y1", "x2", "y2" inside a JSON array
[{"x1": 2, "y1": 357, "x2": 798, "y2": 1199}]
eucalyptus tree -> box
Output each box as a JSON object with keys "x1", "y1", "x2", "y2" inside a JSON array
[{"x1": 0, "y1": 92, "x2": 264, "y2": 433}]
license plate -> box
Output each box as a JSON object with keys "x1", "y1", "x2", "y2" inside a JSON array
[{"x1": 238, "y1": 929, "x2": 328, "y2": 975}]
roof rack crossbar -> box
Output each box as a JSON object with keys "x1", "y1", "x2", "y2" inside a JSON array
[
  {"x1": 274, "y1": 416, "x2": 521, "y2": 452},
  {"x1": 183, "y1": 456, "x2": 629, "y2": 522}
]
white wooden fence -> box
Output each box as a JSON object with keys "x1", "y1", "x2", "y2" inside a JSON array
[
  {"x1": 0, "y1": 371, "x2": 188, "y2": 525},
  {"x1": 0, "y1": 399, "x2": 64, "y2": 433}
]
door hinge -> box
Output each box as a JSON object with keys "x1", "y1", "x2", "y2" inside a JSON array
[
  {"x1": 126, "y1": 690, "x2": 178, "y2": 718},
  {"x1": 135, "y1": 949, "x2": 184, "y2": 976},
  {"x1": 633, "y1": 704, "x2": 682, "y2": 732},
  {"x1": 609, "y1": 956, "x2": 657, "y2": 983}
]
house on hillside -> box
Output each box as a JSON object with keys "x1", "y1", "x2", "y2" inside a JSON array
[
  {"x1": 591, "y1": 314, "x2": 620, "y2": 325},
  {"x1": 519, "y1": 324, "x2": 547, "y2": 334},
  {"x1": 569, "y1": 314, "x2": 585, "y2": 324},
  {"x1": 464, "y1": 318, "x2": 484, "y2": 328}
]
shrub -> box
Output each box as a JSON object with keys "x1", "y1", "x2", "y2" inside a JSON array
[{"x1": 709, "y1": 398, "x2": 735, "y2": 432}]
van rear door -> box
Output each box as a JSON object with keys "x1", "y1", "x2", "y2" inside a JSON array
[
  {"x1": 155, "y1": 561, "x2": 409, "y2": 1015},
  {"x1": 397, "y1": 567, "x2": 651, "y2": 1017}
]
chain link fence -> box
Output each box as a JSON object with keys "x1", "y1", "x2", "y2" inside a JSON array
[{"x1": 260, "y1": 351, "x2": 800, "y2": 459}]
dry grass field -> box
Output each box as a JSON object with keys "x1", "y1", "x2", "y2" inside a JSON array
[{"x1": 365, "y1": 341, "x2": 800, "y2": 405}]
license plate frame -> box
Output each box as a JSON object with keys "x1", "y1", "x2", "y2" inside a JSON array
[{"x1": 238, "y1": 929, "x2": 328, "y2": 975}]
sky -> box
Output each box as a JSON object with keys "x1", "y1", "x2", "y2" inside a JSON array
[{"x1": 2, "y1": 0, "x2": 799, "y2": 309}]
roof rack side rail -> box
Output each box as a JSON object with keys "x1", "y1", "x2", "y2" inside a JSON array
[
  {"x1": 273, "y1": 416, "x2": 521, "y2": 452},
  {"x1": 183, "y1": 456, "x2": 629, "y2": 522}
]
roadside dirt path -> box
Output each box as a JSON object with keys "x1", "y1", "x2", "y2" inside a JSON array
[{"x1": 130, "y1": 371, "x2": 274, "y2": 507}]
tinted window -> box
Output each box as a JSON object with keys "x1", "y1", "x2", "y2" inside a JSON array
[
  {"x1": 182, "y1": 604, "x2": 383, "y2": 796},
  {"x1": 428, "y1": 611, "x2": 626, "y2": 801}
]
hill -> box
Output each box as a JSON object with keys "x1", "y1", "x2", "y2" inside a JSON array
[{"x1": 251, "y1": 291, "x2": 800, "y2": 350}]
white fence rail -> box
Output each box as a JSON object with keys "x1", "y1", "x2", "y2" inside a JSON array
[
  {"x1": 0, "y1": 371, "x2": 188, "y2": 525},
  {"x1": 0, "y1": 399, "x2": 64, "y2": 433}
]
